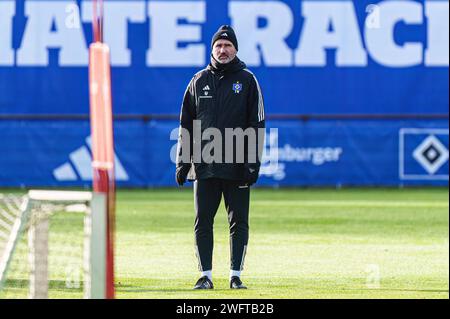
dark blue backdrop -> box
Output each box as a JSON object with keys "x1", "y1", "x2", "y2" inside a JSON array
[
  {"x1": 0, "y1": 119, "x2": 447, "y2": 187},
  {"x1": 0, "y1": 0, "x2": 448, "y2": 115},
  {"x1": 0, "y1": 0, "x2": 448, "y2": 187}
]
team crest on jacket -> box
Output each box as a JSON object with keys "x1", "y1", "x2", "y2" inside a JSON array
[{"x1": 232, "y1": 82, "x2": 243, "y2": 94}]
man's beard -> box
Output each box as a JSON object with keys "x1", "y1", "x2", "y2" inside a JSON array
[
  {"x1": 216, "y1": 54, "x2": 234, "y2": 64},
  {"x1": 218, "y1": 56, "x2": 231, "y2": 63}
]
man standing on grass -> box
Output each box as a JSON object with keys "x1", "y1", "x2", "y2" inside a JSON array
[{"x1": 175, "y1": 25, "x2": 265, "y2": 289}]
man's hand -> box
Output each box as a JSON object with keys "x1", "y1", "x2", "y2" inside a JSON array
[
  {"x1": 176, "y1": 164, "x2": 191, "y2": 186},
  {"x1": 243, "y1": 165, "x2": 259, "y2": 186}
]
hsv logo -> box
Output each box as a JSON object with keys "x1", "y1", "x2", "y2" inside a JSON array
[
  {"x1": 232, "y1": 82, "x2": 242, "y2": 94},
  {"x1": 399, "y1": 128, "x2": 449, "y2": 180},
  {"x1": 53, "y1": 136, "x2": 129, "y2": 182},
  {"x1": 412, "y1": 135, "x2": 449, "y2": 174}
]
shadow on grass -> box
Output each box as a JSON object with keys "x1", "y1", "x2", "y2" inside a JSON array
[
  {"x1": 117, "y1": 287, "x2": 234, "y2": 293},
  {"x1": 116, "y1": 285, "x2": 449, "y2": 294},
  {"x1": 115, "y1": 282, "x2": 241, "y2": 293}
]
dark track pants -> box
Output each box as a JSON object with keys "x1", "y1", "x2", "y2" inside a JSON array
[{"x1": 194, "y1": 178, "x2": 250, "y2": 272}]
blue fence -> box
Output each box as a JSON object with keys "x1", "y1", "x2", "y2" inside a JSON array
[
  {"x1": 0, "y1": 119, "x2": 447, "y2": 187},
  {"x1": 0, "y1": 0, "x2": 448, "y2": 187}
]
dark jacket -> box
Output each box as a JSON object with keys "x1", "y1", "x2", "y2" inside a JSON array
[{"x1": 176, "y1": 57, "x2": 266, "y2": 182}]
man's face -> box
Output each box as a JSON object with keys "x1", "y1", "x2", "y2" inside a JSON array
[{"x1": 212, "y1": 39, "x2": 237, "y2": 64}]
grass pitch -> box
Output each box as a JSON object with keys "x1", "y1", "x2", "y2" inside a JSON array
[
  {"x1": 1, "y1": 187, "x2": 448, "y2": 299},
  {"x1": 114, "y1": 188, "x2": 448, "y2": 299}
]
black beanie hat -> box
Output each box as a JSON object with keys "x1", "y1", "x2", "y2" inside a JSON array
[{"x1": 211, "y1": 25, "x2": 238, "y2": 51}]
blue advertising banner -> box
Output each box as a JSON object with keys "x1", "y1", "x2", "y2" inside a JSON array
[
  {"x1": 0, "y1": 120, "x2": 448, "y2": 187},
  {"x1": 0, "y1": 0, "x2": 448, "y2": 116}
]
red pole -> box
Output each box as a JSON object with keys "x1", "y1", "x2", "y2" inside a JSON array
[{"x1": 90, "y1": 0, "x2": 115, "y2": 299}]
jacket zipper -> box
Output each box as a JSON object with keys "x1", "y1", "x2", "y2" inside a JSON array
[
  {"x1": 211, "y1": 73, "x2": 219, "y2": 127},
  {"x1": 211, "y1": 72, "x2": 222, "y2": 171}
]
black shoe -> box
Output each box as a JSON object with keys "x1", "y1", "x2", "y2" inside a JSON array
[
  {"x1": 230, "y1": 276, "x2": 247, "y2": 289},
  {"x1": 193, "y1": 276, "x2": 214, "y2": 290}
]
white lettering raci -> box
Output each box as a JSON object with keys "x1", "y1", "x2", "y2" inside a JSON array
[
  {"x1": 0, "y1": 0, "x2": 448, "y2": 67},
  {"x1": 294, "y1": 1, "x2": 367, "y2": 66}
]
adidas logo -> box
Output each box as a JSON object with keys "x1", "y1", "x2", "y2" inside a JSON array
[
  {"x1": 221, "y1": 33, "x2": 228, "y2": 37},
  {"x1": 53, "y1": 136, "x2": 129, "y2": 181},
  {"x1": 203, "y1": 85, "x2": 210, "y2": 91}
]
